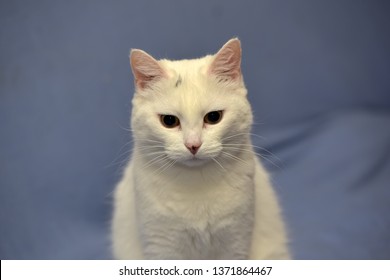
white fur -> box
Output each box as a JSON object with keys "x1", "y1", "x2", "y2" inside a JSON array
[{"x1": 111, "y1": 39, "x2": 290, "y2": 259}]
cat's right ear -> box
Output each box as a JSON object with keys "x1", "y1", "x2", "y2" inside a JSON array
[{"x1": 130, "y1": 49, "x2": 167, "y2": 90}]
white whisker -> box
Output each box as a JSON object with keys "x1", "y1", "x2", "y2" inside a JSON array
[
  {"x1": 222, "y1": 133, "x2": 250, "y2": 141},
  {"x1": 152, "y1": 158, "x2": 176, "y2": 177},
  {"x1": 142, "y1": 154, "x2": 168, "y2": 169},
  {"x1": 136, "y1": 145, "x2": 166, "y2": 151},
  {"x1": 222, "y1": 146, "x2": 282, "y2": 169},
  {"x1": 222, "y1": 132, "x2": 266, "y2": 142},
  {"x1": 221, "y1": 151, "x2": 248, "y2": 165},
  {"x1": 257, "y1": 153, "x2": 282, "y2": 169},
  {"x1": 137, "y1": 139, "x2": 164, "y2": 144},
  {"x1": 105, "y1": 144, "x2": 133, "y2": 169},
  {"x1": 211, "y1": 157, "x2": 226, "y2": 172},
  {"x1": 222, "y1": 143, "x2": 282, "y2": 162}
]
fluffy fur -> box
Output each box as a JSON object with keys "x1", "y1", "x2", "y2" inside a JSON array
[{"x1": 111, "y1": 38, "x2": 290, "y2": 259}]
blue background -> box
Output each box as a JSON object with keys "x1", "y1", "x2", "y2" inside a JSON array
[{"x1": 1, "y1": 0, "x2": 389, "y2": 259}]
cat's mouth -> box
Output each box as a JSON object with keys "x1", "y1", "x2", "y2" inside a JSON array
[
  {"x1": 166, "y1": 147, "x2": 222, "y2": 168},
  {"x1": 181, "y1": 155, "x2": 209, "y2": 167}
]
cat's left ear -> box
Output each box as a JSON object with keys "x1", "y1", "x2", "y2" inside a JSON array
[
  {"x1": 209, "y1": 38, "x2": 242, "y2": 81},
  {"x1": 130, "y1": 49, "x2": 167, "y2": 90}
]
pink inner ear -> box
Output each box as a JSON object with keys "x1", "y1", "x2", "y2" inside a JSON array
[
  {"x1": 130, "y1": 49, "x2": 166, "y2": 90},
  {"x1": 209, "y1": 38, "x2": 242, "y2": 81}
]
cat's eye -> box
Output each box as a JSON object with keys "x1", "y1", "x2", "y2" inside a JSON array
[
  {"x1": 160, "y1": 115, "x2": 180, "y2": 128},
  {"x1": 204, "y1": 111, "x2": 223, "y2": 125}
]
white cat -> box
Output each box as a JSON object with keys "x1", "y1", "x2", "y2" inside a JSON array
[{"x1": 111, "y1": 38, "x2": 290, "y2": 259}]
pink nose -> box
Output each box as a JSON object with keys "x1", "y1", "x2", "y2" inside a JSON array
[{"x1": 185, "y1": 143, "x2": 201, "y2": 155}]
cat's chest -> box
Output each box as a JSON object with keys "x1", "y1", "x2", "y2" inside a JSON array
[{"x1": 137, "y1": 169, "x2": 253, "y2": 227}]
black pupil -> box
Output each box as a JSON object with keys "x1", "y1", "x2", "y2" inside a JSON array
[
  {"x1": 163, "y1": 115, "x2": 177, "y2": 127},
  {"x1": 206, "y1": 111, "x2": 221, "y2": 123}
]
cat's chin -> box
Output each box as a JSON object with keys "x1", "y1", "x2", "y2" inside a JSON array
[{"x1": 179, "y1": 157, "x2": 210, "y2": 167}]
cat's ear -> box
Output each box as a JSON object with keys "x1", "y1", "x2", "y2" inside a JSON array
[
  {"x1": 130, "y1": 49, "x2": 167, "y2": 90},
  {"x1": 209, "y1": 38, "x2": 242, "y2": 81}
]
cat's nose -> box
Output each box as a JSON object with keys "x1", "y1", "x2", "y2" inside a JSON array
[{"x1": 185, "y1": 143, "x2": 202, "y2": 155}]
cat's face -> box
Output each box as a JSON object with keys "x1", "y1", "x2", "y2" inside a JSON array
[{"x1": 130, "y1": 39, "x2": 253, "y2": 167}]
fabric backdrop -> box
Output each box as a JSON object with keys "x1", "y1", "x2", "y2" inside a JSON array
[{"x1": 1, "y1": 0, "x2": 389, "y2": 259}]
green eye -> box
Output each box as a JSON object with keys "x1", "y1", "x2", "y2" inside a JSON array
[
  {"x1": 160, "y1": 115, "x2": 180, "y2": 128},
  {"x1": 204, "y1": 111, "x2": 223, "y2": 124}
]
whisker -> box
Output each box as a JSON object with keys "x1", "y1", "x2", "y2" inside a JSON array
[
  {"x1": 211, "y1": 157, "x2": 226, "y2": 172},
  {"x1": 136, "y1": 151, "x2": 165, "y2": 159},
  {"x1": 257, "y1": 153, "x2": 282, "y2": 169},
  {"x1": 222, "y1": 146, "x2": 282, "y2": 169},
  {"x1": 222, "y1": 132, "x2": 266, "y2": 141},
  {"x1": 152, "y1": 158, "x2": 176, "y2": 177},
  {"x1": 109, "y1": 147, "x2": 165, "y2": 166},
  {"x1": 222, "y1": 143, "x2": 282, "y2": 161},
  {"x1": 252, "y1": 146, "x2": 281, "y2": 161},
  {"x1": 116, "y1": 122, "x2": 132, "y2": 133},
  {"x1": 104, "y1": 155, "x2": 132, "y2": 170},
  {"x1": 137, "y1": 139, "x2": 165, "y2": 144},
  {"x1": 141, "y1": 154, "x2": 167, "y2": 169},
  {"x1": 134, "y1": 157, "x2": 173, "y2": 187},
  {"x1": 223, "y1": 144, "x2": 281, "y2": 159},
  {"x1": 104, "y1": 144, "x2": 133, "y2": 169},
  {"x1": 136, "y1": 145, "x2": 166, "y2": 151},
  {"x1": 222, "y1": 133, "x2": 251, "y2": 141},
  {"x1": 126, "y1": 137, "x2": 164, "y2": 144},
  {"x1": 221, "y1": 151, "x2": 248, "y2": 165},
  {"x1": 162, "y1": 159, "x2": 177, "y2": 173}
]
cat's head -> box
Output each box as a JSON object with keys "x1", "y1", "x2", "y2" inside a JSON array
[{"x1": 130, "y1": 38, "x2": 253, "y2": 168}]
